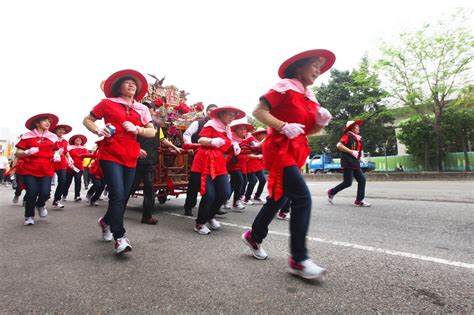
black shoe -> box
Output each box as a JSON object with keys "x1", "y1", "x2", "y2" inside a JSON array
[
  {"x1": 216, "y1": 209, "x2": 227, "y2": 215},
  {"x1": 184, "y1": 209, "x2": 193, "y2": 216}
]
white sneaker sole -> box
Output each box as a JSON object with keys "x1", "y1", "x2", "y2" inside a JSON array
[
  {"x1": 289, "y1": 268, "x2": 326, "y2": 280},
  {"x1": 115, "y1": 246, "x2": 132, "y2": 254}
]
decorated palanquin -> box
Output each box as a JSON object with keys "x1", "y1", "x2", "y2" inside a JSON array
[{"x1": 137, "y1": 74, "x2": 205, "y2": 203}]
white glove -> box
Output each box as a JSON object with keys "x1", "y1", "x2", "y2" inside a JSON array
[
  {"x1": 67, "y1": 156, "x2": 74, "y2": 166},
  {"x1": 209, "y1": 138, "x2": 226, "y2": 148},
  {"x1": 122, "y1": 121, "x2": 140, "y2": 135},
  {"x1": 280, "y1": 123, "x2": 305, "y2": 139},
  {"x1": 232, "y1": 142, "x2": 241, "y2": 155},
  {"x1": 53, "y1": 152, "x2": 61, "y2": 162},
  {"x1": 351, "y1": 150, "x2": 359, "y2": 159},
  {"x1": 25, "y1": 147, "x2": 39, "y2": 155},
  {"x1": 315, "y1": 107, "x2": 332, "y2": 126},
  {"x1": 96, "y1": 126, "x2": 112, "y2": 138}
]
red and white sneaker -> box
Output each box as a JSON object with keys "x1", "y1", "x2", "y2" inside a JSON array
[
  {"x1": 354, "y1": 200, "x2": 371, "y2": 207},
  {"x1": 277, "y1": 211, "x2": 290, "y2": 221},
  {"x1": 194, "y1": 223, "x2": 211, "y2": 235},
  {"x1": 98, "y1": 217, "x2": 113, "y2": 242},
  {"x1": 288, "y1": 257, "x2": 326, "y2": 280},
  {"x1": 252, "y1": 196, "x2": 266, "y2": 204},
  {"x1": 115, "y1": 237, "x2": 132, "y2": 254},
  {"x1": 233, "y1": 200, "x2": 245, "y2": 211},
  {"x1": 326, "y1": 188, "x2": 334, "y2": 204},
  {"x1": 51, "y1": 201, "x2": 65, "y2": 209},
  {"x1": 243, "y1": 199, "x2": 254, "y2": 205},
  {"x1": 241, "y1": 230, "x2": 267, "y2": 260}
]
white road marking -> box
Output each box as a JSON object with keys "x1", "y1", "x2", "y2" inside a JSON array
[{"x1": 165, "y1": 212, "x2": 474, "y2": 270}]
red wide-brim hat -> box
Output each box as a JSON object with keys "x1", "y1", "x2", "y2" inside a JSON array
[
  {"x1": 278, "y1": 49, "x2": 336, "y2": 79},
  {"x1": 25, "y1": 113, "x2": 59, "y2": 130},
  {"x1": 103, "y1": 69, "x2": 148, "y2": 101},
  {"x1": 252, "y1": 127, "x2": 267, "y2": 136},
  {"x1": 231, "y1": 122, "x2": 255, "y2": 132},
  {"x1": 69, "y1": 134, "x2": 87, "y2": 145},
  {"x1": 344, "y1": 120, "x2": 364, "y2": 133},
  {"x1": 52, "y1": 124, "x2": 72, "y2": 134},
  {"x1": 210, "y1": 106, "x2": 246, "y2": 120}
]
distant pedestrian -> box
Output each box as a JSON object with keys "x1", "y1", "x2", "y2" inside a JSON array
[
  {"x1": 183, "y1": 104, "x2": 218, "y2": 216},
  {"x1": 15, "y1": 113, "x2": 60, "y2": 225},
  {"x1": 51, "y1": 124, "x2": 73, "y2": 209},
  {"x1": 191, "y1": 106, "x2": 244, "y2": 235},
  {"x1": 327, "y1": 120, "x2": 371, "y2": 207}
]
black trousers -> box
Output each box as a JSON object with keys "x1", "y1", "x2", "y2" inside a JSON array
[
  {"x1": 184, "y1": 171, "x2": 201, "y2": 211},
  {"x1": 87, "y1": 175, "x2": 106, "y2": 202},
  {"x1": 230, "y1": 170, "x2": 246, "y2": 203},
  {"x1": 127, "y1": 163, "x2": 156, "y2": 219},
  {"x1": 250, "y1": 166, "x2": 312, "y2": 262},
  {"x1": 330, "y1": 168, "x2": 366, "y2": 201},
  {"x1": 64, "y1": 170, "x2": 83, "y2": 198},
  {"x1": 196, "y1": 174, "x2": 231, "y2": 225}
]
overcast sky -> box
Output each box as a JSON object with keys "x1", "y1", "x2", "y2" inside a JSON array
[{"x1": 1, "y1": 0, "x2": 472, "y2": 147}]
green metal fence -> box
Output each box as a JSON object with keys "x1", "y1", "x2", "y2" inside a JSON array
[{"x1": 366, "y1": 152, "x2": 474, "y2": 172}]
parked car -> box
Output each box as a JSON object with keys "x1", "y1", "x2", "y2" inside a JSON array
[{"x1": 308, "y1": 153, "x2": 375, "y2": 173}]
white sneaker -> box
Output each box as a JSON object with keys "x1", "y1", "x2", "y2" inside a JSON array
[
  {"x1": 90, "y1": 200, "x2": 99, "y2": 207},
  {"x1": 241, "y1": 230, "x2": 267, "y2": 260},
  {"x1": 207, "y1": 219, "x2": 221, "y2": 230},
  {"x1": 222, "y1": 200, "x2": 231, "y2": 210},
  {"x1": 194, "y1": 223, "x2": 211, "y2": 235},
  {"x1": 37, "y1": 206, "x2": 48, "y2": 218},
  {"x1": 51, "y1": 201, "x2": 65, "y2": 209},
  {"x1": 115, "y1": 237, "x2": 132, "y2": 254},
  {"x1": 98, "y1": 217, "x2": 113, "y2": 242},
  {"x1": 13, "y1": 195, "x2": 19, "y2": 204},
  {"x1": 288, "y1": 257, "x2": 326, "y2": 280},
  {"x1": 24, "y1": 217, "x2": 35, "y2": 226},
  {"x1": 354, "y1": 200, "x2": 371, "y2": 207},
  {"x1": 243, "y1": 199, "x2": 254, "y2": 205},
  {"x1": 86, "y1": 194, "x2": 92, "y2": 202},
  {"x1": 252, "y1": 197, "x2": 266, "y2": 204},
  {"x1": 233, "y1": 200, "x2": 245, "y2": 211}
]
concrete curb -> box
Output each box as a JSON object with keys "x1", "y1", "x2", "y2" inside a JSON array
[{"x1": 303, "y1": 172, "x2": 474, "y2": 181}]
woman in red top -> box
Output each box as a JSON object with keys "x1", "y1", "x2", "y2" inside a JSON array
[
  {"x1": 15, "y1": 113, "x2": 60, "y2": 225},
  {"x1": 63, "y1": 134, "x2": 90, "y2": 202},
  {"x1": 243, "y1": 127, "x2": 267, "y2": 204},
  {"x1": 226, "y1": 122, "x2": 254, "y2": 210},
  {"x1": 83, "y1": 69, "x2": 156, "y2": 254},
  {"x1": 191, "y1": 106, "x2": 245, "y2": 235},
  {"x1": 242, "y1": 49, "x2": 334, "y2": 280},
  {"x1": 327, "y1": 120, "x2": 371, "y2": 207},
  {"x1": 51, "y1": 124, "x2": 73, "y2": 209}
]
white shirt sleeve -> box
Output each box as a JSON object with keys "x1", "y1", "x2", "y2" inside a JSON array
[{"x1": 183, "y1": 121, "x2": 199, "y2": 144}]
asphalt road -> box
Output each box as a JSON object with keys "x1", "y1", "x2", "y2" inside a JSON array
[{"x1": 0, "y1": 180, "x2": 473, "y2": 313}]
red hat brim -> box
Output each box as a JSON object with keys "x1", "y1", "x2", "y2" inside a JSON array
[
  {"x1": 52, "y1": 124, "x2": 72, "y2": 135},
  {"x1": 210, "y1": 106, "x2": 246, "y2": 120},
  {"x1": 278, "y1": 49, "x2": 336, "y2": 79},
  {"x1": 25, "y1": 113, "x2": 59, "y2": 130},
  {"x1": 69, "y1": 134, "x2": 87, "y2": 145},
  {"x1": 103, "y1": 69, "x2": 148, "y2": 101},
  {"x1": 344, "y1": 120, "x2": 364, "y2": 133},
  {"x1": 231, "y1": 123, "x2": 255, "y2": 132}
]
